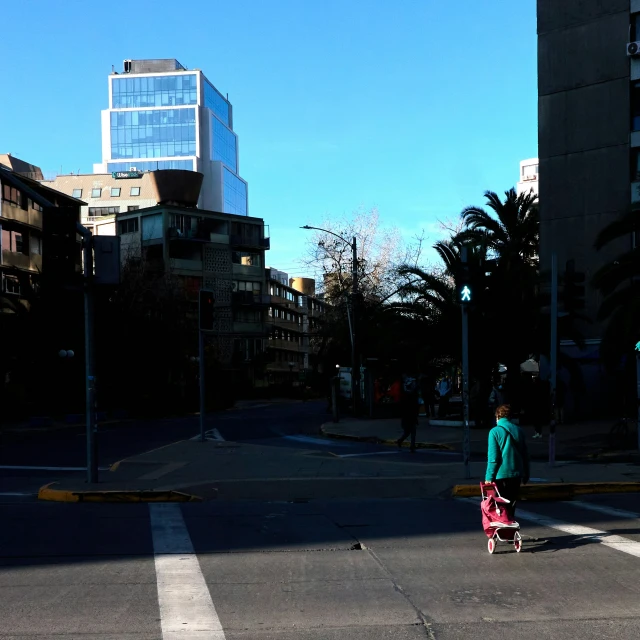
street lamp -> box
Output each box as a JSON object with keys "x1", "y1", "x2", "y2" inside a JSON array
[{"x1": 301, "y1": 225, "x2": 359, "y2": 412}]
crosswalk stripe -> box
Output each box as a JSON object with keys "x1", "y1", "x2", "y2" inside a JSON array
[
  {"x1": 566, "y1": 501, "x2": 640, "y2": 520},
  {"x1": 149, "y1": 503, "x2": 226, "y2": 639},
  {"x1": 463, "y1": 498, "x2": 640, "y2": 559}
]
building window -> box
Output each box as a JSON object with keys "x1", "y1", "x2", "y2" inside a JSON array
[
  {"x1": 2, "y1": 274, "x2": 20, "y2": 295},
  {"x1": 88, "y1": 206, "x2": 120, "y2": 217},
  {"x1": 130, "y1": 187, "x2": 141, "y2": 196},
  {"x1": 211, "y1": 114, "x2": 237, "y2": 172},
  {"x1": 71, "y1": 188, "x2": 83, "y2": 198},
  {"x1": 107, "y1": 159, "x2": 193, "y2": 173},
  {"x1": 232, "y1": 280, "x2": 262, "y2": 293},
  {"x1": 110, "y1": 187, "x2": 121, "y2": 197},
  {"x1": 118, "y1": 218, "x2": 139, "y2": 234},
  {"x1": 111, "y1": 74, "x2": 197, "y2": 109},
  {"x1": 632, "y1": 13, "x2": 640, "y2": 41},
  {"x1": 223, "y1": 169, "x2": 247, "y2": 216},
  {"x1": 127, "y1": 205, "x2": 140, "y2": 211},
  {"x1": 1, "y1": 228, "x2": 27, "y2": 254},
  {"x1": 2, "y1": 184, "x2": 26, "y2": 209},
  {"x1": 232, "y1": 251, "x2": 260, "y2": 267},
  {"x1": 91, "y1": 188, "x2": 102, "y2": 198},
  {"x1": 234, "y1": 309, "x2": 261, "y2": 323},
  {"x1": 204, "y1": 80, "x2": 231, "y2": 126},
  {"x1": 109, "y1": 108, "x2": 197, "y2": 160}
]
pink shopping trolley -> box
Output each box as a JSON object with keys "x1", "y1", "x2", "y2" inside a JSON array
[{"x1": 480, "y1": 481, "x2": 522, "y2": 554}]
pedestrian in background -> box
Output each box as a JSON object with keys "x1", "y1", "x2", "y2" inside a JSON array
[
  {"x1": 437, "y1": 377, "x2": 451, "y2": 418},
  {"x1": 397, "y1": 373, "x2": 419, "y2": 452},
  {"x1": 485, "y1": 404, "x2": 530, "y2": 517}
]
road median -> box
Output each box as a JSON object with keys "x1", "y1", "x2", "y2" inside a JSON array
[{"x1": 38, "y1": 482, "x2": 202, "y2": 503}]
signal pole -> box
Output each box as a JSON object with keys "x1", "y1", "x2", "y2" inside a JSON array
[{"x1": 460, "y1": 246, "x2": 471, "y2": 479}]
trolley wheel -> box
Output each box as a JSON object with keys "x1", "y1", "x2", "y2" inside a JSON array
[
  {"x1": 488, "y1": 537, "x2": 496, "y2": 554},
  {"x1": 514, "y1": 533, "x2": 522, "y2": 553}
]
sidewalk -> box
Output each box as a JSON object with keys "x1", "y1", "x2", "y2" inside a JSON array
[
  {"x1": 38, "y1": 429, "x2": 640, "y2": 504},
  {"x1": 320, "y1": 416, "x2": 632, "y2": 461}
]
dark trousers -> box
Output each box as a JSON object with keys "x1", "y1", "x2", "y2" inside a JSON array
[
  {"x1": 398, "y1": 422, "x2": 417, "y2": 450},
  {"x1": 496, "y1": 477, "x2": 521, "y2": 518}
]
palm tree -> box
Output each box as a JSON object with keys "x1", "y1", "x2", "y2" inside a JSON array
[{"x1": 592, "y1": 209, "x2": 640, "y2": 366}]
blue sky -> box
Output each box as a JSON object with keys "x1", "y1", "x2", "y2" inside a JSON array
[{"x1": 1, "y1": 0, "x2": 537, "y2": 276}]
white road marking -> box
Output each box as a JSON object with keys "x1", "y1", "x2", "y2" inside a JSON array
[
  {"x1": 149, "y1": 503, "x2": 226, "y2": 639},
  {"x1": 463, "y1": 498, "x2": 640, "y2": 559},
  {"x1": 338, "y1": 451, "x2": 400, "y2": 458},
  {"x1": 567, "y1": 501, "x2": 640, "y2": 520},
  {"x1": 0, "y1": 465, "x2": 111, "y2": 471},
  {"x1": 283, "y1": 435, "x2": 349, "y2": 447},
  {"x1": 0, "y1": 492, "x2": 36, "y2": 496}
]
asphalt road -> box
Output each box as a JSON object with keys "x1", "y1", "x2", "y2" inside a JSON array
[
  {"x1": 3, "y1": 492, "x2": 640, "y2": 638},
  {"x1": 0, "y1": 401, "x2": 460, "y2": 497}
]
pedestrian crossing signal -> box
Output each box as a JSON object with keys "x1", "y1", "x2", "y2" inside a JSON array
[
  {"x1": 459, "y1": 284, "x2": 472, "y2": 304},
  {"x1": 199, "y1": 289, "x2": 215, "y2": 331}
]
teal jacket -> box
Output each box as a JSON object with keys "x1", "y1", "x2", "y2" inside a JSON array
[{"x1": 485, "y1": 418, "x2": 530, "y2": 483}]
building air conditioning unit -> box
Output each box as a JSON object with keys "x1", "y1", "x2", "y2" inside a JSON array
[{"x1": 627, "y1": 42, "x2": 640, "y2": 57}]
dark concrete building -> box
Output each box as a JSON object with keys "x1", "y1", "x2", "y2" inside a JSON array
[{"x1": 538, "y1": 1, "x2": 632, "y2": 337}]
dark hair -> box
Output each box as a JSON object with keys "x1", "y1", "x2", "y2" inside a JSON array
[{"x1": 495, "y1": 404, "x2": 511, "y2": 420}]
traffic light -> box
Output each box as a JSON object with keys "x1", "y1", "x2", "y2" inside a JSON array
[
  {"x1": 457, "y1": 261, "x2": 472, "y2": 305},
  {"x1": 199, "y1": 289, "x2": 215, "y2": 331},
  {"x1": 563, "y1": 259, "x2": 586, "y2": 313},
  {"x1": 42, "y1": 205, "x2": 80, "y2": 284}
]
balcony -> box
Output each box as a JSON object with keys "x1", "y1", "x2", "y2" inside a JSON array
[
  {"x1": 230, "y1": 234, "x2": 270, "y2": 250},
  {"x1": 232, "y1": 292, "x2": 272, "y2": 306},
  {"x1": 1, "y1": 251, "x2": 42, "y2": 272},
  {"x1": 268, "y1": 338, "x2": 307, "y2": 352}
]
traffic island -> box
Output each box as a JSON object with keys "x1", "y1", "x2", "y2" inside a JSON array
[{"x1": 38, "y1": 482, "x2": 203, "y2": 503}]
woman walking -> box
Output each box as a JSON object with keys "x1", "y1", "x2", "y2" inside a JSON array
[{"x1": 485, "y1": 404, "x2": 530, "y2": 516}]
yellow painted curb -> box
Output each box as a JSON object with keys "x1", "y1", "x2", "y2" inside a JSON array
[
  {"x1": 320, "y1": 425, "x2": 454, "y2": 451},
  {"x1": 452, "y1": 481, "x2": 640, "y2": 501},
  {"x1": 38, "y1": 482, "x2": 203, "y2": 503}
]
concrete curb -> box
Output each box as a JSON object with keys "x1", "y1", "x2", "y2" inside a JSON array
[
  {"x1": 452, "y1": 481, "x2": 640, "y2": 501},
  {"x1": 38, "y1": 482, "x2": 203, "y2": 503},
  {"x1": 320, "y1": 424, "x2": 455, "y2": 451}
]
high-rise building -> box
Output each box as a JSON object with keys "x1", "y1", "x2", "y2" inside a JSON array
[
  {"x1": 537, "y1": 1, "x2": 630, "y2": 338},
  {"x1": 516, "y1": 158, "x2": 539, "y2": 198},
  {"x1": 94, "y1": 59, "x2": 248, "y2": 216}
]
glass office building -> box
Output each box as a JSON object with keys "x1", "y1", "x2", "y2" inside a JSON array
[{"x1": 95, "y1": 59, "x2": 248, "y2": 215}]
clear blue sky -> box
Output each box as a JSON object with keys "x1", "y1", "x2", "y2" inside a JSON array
[{"x1": 1, "y1": 0, "x2": 537, "y2": 276}]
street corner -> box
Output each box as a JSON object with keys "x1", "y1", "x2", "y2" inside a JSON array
[
  {"x1": 320, "y1": 422, "x2": 455, "y2": 451},
  {"x1": 37, "y1": 482, "x2": 204, "y2": 503},
  {"x1": 452, "y1": 481, "x2": 640, "y2": 501}
]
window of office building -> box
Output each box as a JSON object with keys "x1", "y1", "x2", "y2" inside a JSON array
[
  {"x1": 111, "y1": 74, "x2": 197, "y2": 109},
  {"x1": 118, "y1": 218, "x2": 139, "y2": 234},
  {"x1": 91, "y1": 188, "x2": 102, "y2": 198},
  {"x1": 130, "y1": 187, "x2": 141, "y2": 196},
  {"x1": 111, "y1": 187, "x2": 121, "y2": 197},
  {"x1": 232, "y1": 251, "x2": 260, "y2": 267},
  {"x1": 223, "y1": 169, "x2": 247, "y2": 216},
  {"x1": 127, "y1": 205, "x2": 140, "y2": 211},
  {"x1": 110, "y1": 108, "x2": 196, "y2": 160},
  {"x1": 234, "y1": 309, "x2": 261, "y2": 323},
  {"x1": 72, "y1": 188, "x2": 83, "y2": 198},
  {"x1": 211, "y1": 115, "x2": 237, "y2": 171},
  {"x1": 1, "y1": 228, "x2": 26, "y2": 254},
  {"x1": 107, "y1": 159, "x2": 194, "y2": 172},
  {"x1": 204, "y1": 80, "x2": 230, "y2": 126}
]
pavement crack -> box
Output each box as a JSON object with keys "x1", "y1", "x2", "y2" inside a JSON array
[{"x1": 366, "y1": 547, "x2": 437, "y2": 639}]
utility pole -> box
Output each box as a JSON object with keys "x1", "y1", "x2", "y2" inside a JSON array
[
  {"x1": 351, "y1": 235, "x2": 359, "y2": 414},
  {"x1": 460, "y1": 246, "x2": 471, "y2": 479},
  {"x1": 79, "y1": 226, "x2": 97, "y2": 484},
  {"x1": 549, "y1": 253, "x2": 558, "y2": 467}
]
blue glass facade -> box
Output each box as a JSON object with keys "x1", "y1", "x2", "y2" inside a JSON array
[
  {"x1": 223, "y1": 168, "x2": 247, "y2": 216},
  {"x1": 112, "y1": 74, "x2": 197, "y2": 108},
  {"x1": 110, "y1": 108, "x2": 196, "y2": 159},
  {"x1": 212, "y1": 115, "x2": 237, "y2": 172},
  {"x1": 107, "y1": 159, "x2": 194, "y2": 172},
  {"x1": 204, "y1": 80, "x2": 230, "y2": 126}
]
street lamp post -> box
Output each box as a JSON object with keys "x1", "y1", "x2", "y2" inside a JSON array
[{"x1": 301, "y1": 225, "x2": 359, "y2": 413}]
